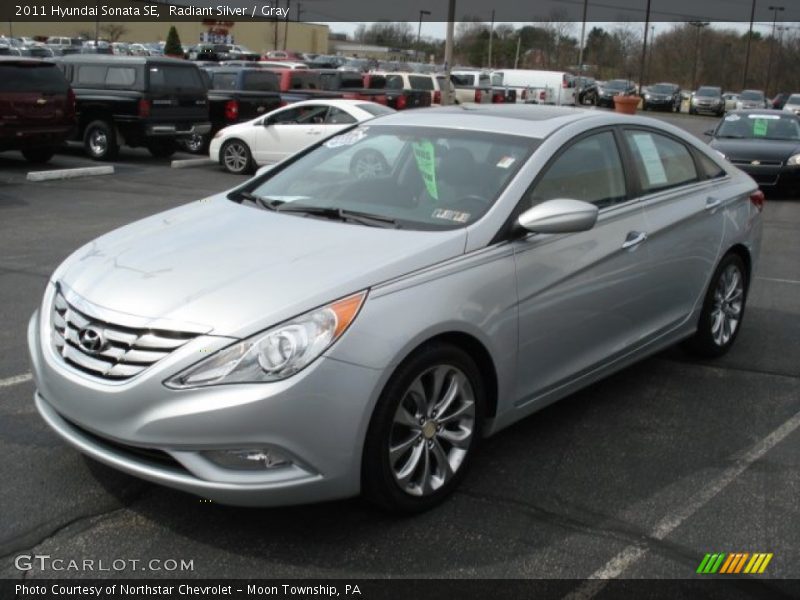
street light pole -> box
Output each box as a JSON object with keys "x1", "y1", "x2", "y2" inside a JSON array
[
  {"x1": 689, "y1": 21, "x2": 709, "y2": 91},
  {"x1": 487, "y1": 9, "x2": 495, "y2": 69},
  {"x1": 743, "y1": 0, "x2": 757, "y2": 89},
  {"x1": 443, "y1": 0, "x2": 455, "y2": 105},
  {"x1": 647, "y1": 25, "x2": 655, "y2": 83},
  {"x1": 638, "y1": 0, "x2": 652, "y2": 93},
  {"x1": 764, "y1": 5, "x2": 784, "y2": 96},
  {"x1": 416, "y1": 10, "x2": 430, "y2": 63},
  {"x1": 576, "y1": 0, "x2": 589, "y2": 80}
]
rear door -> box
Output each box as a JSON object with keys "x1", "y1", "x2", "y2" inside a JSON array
[
  {"x1": 145, "y1": 63, "x2": 208, "y2": 127},
  {"x1": 621, "y1": 127, "x2": 725, "y2": 336},
  {"x1": 0, "y1": 61, "x2": 71, "y2": 135}
]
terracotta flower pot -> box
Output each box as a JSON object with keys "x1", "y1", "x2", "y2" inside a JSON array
[{"x1": 613, "y1": 95, "x2": 640, "y2": 115}]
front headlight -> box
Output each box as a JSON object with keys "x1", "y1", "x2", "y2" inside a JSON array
[
  {"x1": 165, "y1": 291, "x2": 367, "y2": 388},
  {"x1": 787, "y1": 154, "x2": 800, "y2": 166},
  {"x1": 645, "y1": 94, "x2": 651, "y2": 99}
]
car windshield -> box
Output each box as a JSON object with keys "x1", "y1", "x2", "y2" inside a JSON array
[
  {"x1": 786, "y1": 95, "x2": 800, "y2": 105},
  {"x1": 697, "y1": 87, "x2": 721, "y2": 97},
  {"x1": 651, "y1": 84, "x2": 674, "y2": 93},
  {"x1": 243, "y1": 71, "x2": 279, "y2": 91},
  {"x1": 148, "y1": 66, "x2": 205, "y2": 92},
  {"x1": 740, "y1": 91, "x2": 763, "y2": 101},
  {"x1": 605, "y1": 80, "x2": 629, "y2": 90},
  {"x1": 239, "y1": 125, "x2": 537, "y2": 231},
  {"x1": 716, "y1": 114, "x2": 800, "y2": 141},
  {"x1": 0, "y1": 63, "x2": 68, "y2": 93}
]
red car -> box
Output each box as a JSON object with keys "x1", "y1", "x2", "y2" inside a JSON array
[{"x1": 0, "y1": 57, "x2": 75, "y2": 163}]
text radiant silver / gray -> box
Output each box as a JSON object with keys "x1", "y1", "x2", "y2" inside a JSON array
[{"x1": 28, "y1": 106, "x2": 763, "y2": 513}]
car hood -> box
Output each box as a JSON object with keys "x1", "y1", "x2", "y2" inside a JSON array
[
  {"x1": 710, "y1": 138, "x2": 800, "y2": 162},
  {"x1": 52, "y1": 195, "x2": 467, "y2": 337}
]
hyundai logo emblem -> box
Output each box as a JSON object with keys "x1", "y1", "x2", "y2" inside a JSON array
[{"x1": 78, "y1": 325, "x2": 107, "y2": 354}]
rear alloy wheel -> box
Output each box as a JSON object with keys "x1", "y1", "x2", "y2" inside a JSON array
[
  {"x1": 362, "y1": 343, "x2": 484, "y2": 513},
  {"x1": 221, "y1": 139, "x2": 253, "y2": 174},
  {"x1": 147, "y1": 140, "x2": 177, "y2": 159},
  {"x1": 21, "y1": 147, "x2": 56, "y2": 164},
  {"x1": 83, "y1": 120, "x2": 118, "y2": 161},
  {"x1": 182, "y1": 133, "x2": 208, "y2": 154},
  {"x1": 684, "y1": 253, "x2": 748, "y2": 358}
]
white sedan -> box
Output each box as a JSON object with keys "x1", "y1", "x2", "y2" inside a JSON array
[{"x1": 210, "y1": 99, "x2": 394, "y2": 174}]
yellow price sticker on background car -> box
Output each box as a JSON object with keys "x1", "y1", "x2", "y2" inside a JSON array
[{"x1": 412, "y1": 140, "x2": 438, "y2": 200}]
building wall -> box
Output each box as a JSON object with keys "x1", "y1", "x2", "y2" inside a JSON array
[{"x1": 7, "y1": 21, "x2": 329, "y2": 54}]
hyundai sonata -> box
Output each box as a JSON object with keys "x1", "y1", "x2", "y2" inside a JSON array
[{"x1": 29, "y1": 105, "x2": 763, "y2": 512}]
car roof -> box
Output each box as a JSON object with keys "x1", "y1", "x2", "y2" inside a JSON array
[
  {"x1": 59, "y1": 54, "x2": 190, "y2": 66},
  {"x1": 368, "y1": 105, "x2": 646, "y2": 138},
  {"x1": 0, "y1": 56, "x2": 55, "y2": 66},
  {"x1": 290, "y1": 99, "x2": 377, "y2": 109}
]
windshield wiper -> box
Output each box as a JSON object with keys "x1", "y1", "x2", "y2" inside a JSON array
[
  {"x1": 276, "y1": 204, "x2": 400, "y2": 228},
  {"x1": 238, "y1": 191, "x2": 285, "y2": 211},
  {"x1": 716, "y1": 135, "x2": 744, "y2": 139}
]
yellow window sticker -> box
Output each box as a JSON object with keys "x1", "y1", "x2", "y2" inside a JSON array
[{"x1": 412, "y1": 140, "x2": 438, "y2": 200}]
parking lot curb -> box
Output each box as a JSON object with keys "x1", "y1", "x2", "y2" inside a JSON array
[
  {"x1": 171, "y1": 158, "x2": 215, "y2": 169},
  {"x1": 27, "y1": 166, "x2": 114, "y2": 182}
]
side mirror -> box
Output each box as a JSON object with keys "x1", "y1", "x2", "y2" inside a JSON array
[
  {"x1": 255, "y1": 164, "x2": 275, "y2": 177},
  {"x1": 518, "y1": 199, "x2": 598, "y2": 234},
  {"x1": 704, "y1": 129, "x2": 714, "y2": 137}
]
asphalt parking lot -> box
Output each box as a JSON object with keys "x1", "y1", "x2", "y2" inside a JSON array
[{"x1": 1, "y1": 112, "x2": 798, "y2": 588}]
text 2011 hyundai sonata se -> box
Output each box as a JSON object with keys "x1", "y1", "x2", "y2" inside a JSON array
[{"x1": 29, "y1": 106, "x2": 763, "y2": 512}]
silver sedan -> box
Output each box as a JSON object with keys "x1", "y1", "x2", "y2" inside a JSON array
[{"x1": 28, "y1": 106, "x2": 763, "y2": 512}]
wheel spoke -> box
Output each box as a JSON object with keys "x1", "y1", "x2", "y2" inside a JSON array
[
  {"x1": 418, "y1": 446, "x2": 433, "y2": 495},
  {"x1": 390, "y1": 432, "x2": 422, "y2": 463},
  {"x1": 406, "y1": 378, "x2": 427, "y2": 416},
  {"x1": 438, "y1": 399, "x2": 475, "y2": 425},
  {"x1": 431, "y1": 439, "x2": 454, "y2": 482},
  {"x1": 395, "y1": 441, "x2": 424, "y2": 486},
  {"x1": 434, "y1": 374, "x2": 459, "y2": 417},
  {"x1": 394, "y1": 405, "x2": 419, "y2": 428},
  {"x1": 438, "y1": 425, "x2": 472, "y2": 449}
]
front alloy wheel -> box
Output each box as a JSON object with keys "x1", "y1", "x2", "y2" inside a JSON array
[
  {"x1": 363, "y1": 343, "x2": 484, "y2": 513},
  {"x1": 221, "y1": 139, "x2": 253, "y2": 174}
]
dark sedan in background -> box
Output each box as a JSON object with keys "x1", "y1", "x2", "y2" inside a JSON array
[
  {"x1": 642, "y1": 82, "x2": 681, "y2": 112},
  {"x1": 595, "y1": 79, "x2": 636, "y2": 108},
  {"x1": 708, "y1": 109, "x2": 800, "y2": 192}
]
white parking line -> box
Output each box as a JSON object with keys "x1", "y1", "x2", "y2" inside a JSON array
[
  {"x1": 757, "y1": 277, "x2": 800, "y2": 285},
  {"x1": 27, "y1": 166, "x2": 114, "y2": 182},
  {"x1": 0, "y1": 373, "x2": 33, "y2": 389},
  {"x1": 563, "y1": 407, "x2": 800, "y2": 599}
]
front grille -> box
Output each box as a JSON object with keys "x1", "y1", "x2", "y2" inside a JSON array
[
  {"x1": 730, "y1": 159, "x2": 783, "y2": 167},
  {"x1": 51, "y1": 289, "x2": 198, "y2": 381}
]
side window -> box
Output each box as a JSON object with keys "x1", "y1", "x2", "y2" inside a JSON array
[
  {"x1": 528, "y1": 131, "x2": 627, "y2": 209},
  {"x1": 211, "y1": 73, "x2": 237, "y2": 90},
  {"x1": 696, "y1": 151, "x2": 726, "y2": 179},
  {"x1": 76, "y1": 65, "x2": 107, "y2": 85},
  {"x1": 271, "y1": 105, "x2": 328, "y2": 125},
  {"x1": 409, "y1": 75, "x2": 434, "y2": 91},
  {"x1": 105, "y1": 67, "x2": 136, "y2": 87},
  {"x1": 325, "y1": 107, "x2": 357, "y2": 125},
  {"x1": 624, "y1": 130, "x2": 699, "y2": 193}
]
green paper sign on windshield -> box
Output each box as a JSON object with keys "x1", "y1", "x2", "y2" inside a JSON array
[
  {"x1": 412, "y1": 140, "x2": 438, "y2": 200},
  {"x1": 753, "y1": 118, "x2": 768, "y2": 137}
]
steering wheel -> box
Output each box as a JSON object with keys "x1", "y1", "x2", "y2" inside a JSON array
[{"x1": 350, "y1": 148, "x2": 390, "y2": 180}]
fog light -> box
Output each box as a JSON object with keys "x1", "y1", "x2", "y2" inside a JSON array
[{"x1": 203, "y1": 448, "x2": 290, "y2": 470}]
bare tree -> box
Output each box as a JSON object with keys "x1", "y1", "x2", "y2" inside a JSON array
[{"x1": 99, "y1": 24, "x2": 128, "y2": 43}]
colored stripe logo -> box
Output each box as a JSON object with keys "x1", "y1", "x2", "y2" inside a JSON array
[{"x1": 697, "y1": 553, "x2": 773, "y2": 574}]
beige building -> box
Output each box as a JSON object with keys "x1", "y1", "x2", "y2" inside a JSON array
[{"x1": 8, "y1": 21, "x2": 329, "y2": 55}]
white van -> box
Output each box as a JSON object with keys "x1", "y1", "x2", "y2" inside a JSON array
[{"x1": 490, "y1": 69, "x2": 576, "y2": 106}]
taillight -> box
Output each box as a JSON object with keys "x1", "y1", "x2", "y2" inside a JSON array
[
  {"x1": 396, "y1": 95, "x2": 407, "y2": 110},
  {"x1": 492, "y1": 92, "x2": 503, "y2": 103},
  {"x1": 66, "y1": 88, "x2": 76, "y2": 117},
  {"x1": 474, "y1": 89, "x2": 482, "y2": 103},
  {"x1": 521, "y1": 89, "x2": 528, "y2": 101},
  {"x1": 224, "y1": 99, "x2": 239, "y2": 121},
  {"x1": 539, "y1": 91, "x2": 546, "y2": 101},
  {"x1": 433, "y1": 90, "x2": 441, "y2": 104},
  {"x1": 749, "y1": 190, "x2": 765, "y2": 211},
  {"x1": 562, "y1": 77, "x2": 568, "y2": 89},
  {"x1": 137, "y1": 98, "x2": 151, "y2": 118}
]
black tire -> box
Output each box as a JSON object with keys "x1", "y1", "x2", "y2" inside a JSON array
[
  {"x1": 220, "y1": 139, "x2": 254, "y2": 174},
  {"x1": 362, "y1": 342, "x2": 485, "y2": 513},
  {"x1": 350, "y1": 148, "x2": 390, "y2": 179},
  {"x1": 642, "y1": 102, "x2": 649, "y2": 111},
  {"x1": 181, "y1": 133, "x2": 209, "y2": 155},
  {"x1": 683, "y1": 253, "x2": 749, "y2": 359},
  {"x1": 147, "y1": 139, "x2": 177, "y2": 159},
  {"x1": 21, "y1": 147, "x2": 56, "y2": 164},
  {"x1": 83, "y1": 119, "x2": 118, "y2": 161}
]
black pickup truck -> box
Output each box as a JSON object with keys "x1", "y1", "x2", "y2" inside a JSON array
[
  {"x1": 56, "y1": 54, "x2": 210, "y2": 159},
  {"x1": 316, "y1": 69, "x2": 397, "y2": 106},
  {"x1": 361, "y1": 73, "x2": 431, "y2": 110},
  {"x1": 185, "y1": 66, "x2": 284, "y2": 153}
]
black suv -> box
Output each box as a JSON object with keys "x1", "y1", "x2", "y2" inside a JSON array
[
  {"x1": 56, "y1": 55, "x2": 210, "y2": 159},
  {"x1": 0, "y1": 57, "x2": 75, "y2": 163}
]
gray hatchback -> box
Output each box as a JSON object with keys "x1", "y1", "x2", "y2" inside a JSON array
[{"x1": 29, "y1": 106, "x2": 763, "y2": 512}]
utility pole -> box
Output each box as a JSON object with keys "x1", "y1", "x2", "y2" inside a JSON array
[
  {"x1": 647, "y1": 25, "x2": 655, "y2": 83},
  {"x1": 443, "y1": 0, "x2": 455, "y2": 105},
  {"x1": 637, "y1": 0, "x2": 652, "y2": 93},
  {"x1": 742, "y1": 0, "x2": 757, "y2": 89},
  {"x1": 283, "y1": 0, "x2": 290, "y2": 50},
  {"x1": 487, "y1": 9, "x2": 495, "y2": 69},
  {"x1": 296, "y1": 3, "x2": 303, "y2": 21},
  {"x1": 689, "y1": 21, "x2": 709, "y2": 91},
  {"x1": 514, "y1": 33, "x2": 521, "y2": 69},
  {"x1": 576, "y1": 0, "x2": 589, "y2": 80},
  {"x1": 764, "y1": 5, "x2": 784, "y2": 96},
  {"x1": 416, "y1": 10, "x2": 431, "y2": 62}
]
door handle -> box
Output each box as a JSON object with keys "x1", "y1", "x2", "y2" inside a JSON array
[
  {"x1": 705, "y1": 196, "x2": 722, "y2": 210},
  {"x1": 622, "y1": 231, "x2": 648, "y2": 249}
]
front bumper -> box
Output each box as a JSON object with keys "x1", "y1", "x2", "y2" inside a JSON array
[
  {"x1": 692, "y1": 102, "x2": 723, "y2": 114},
  {"x1": 28, "y1": 303, "x2": 384, "y2": 507},
  {"x1": 732, "y1": 164, "x2": 800, "y2": 188}
]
